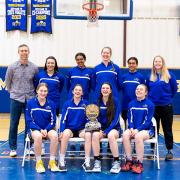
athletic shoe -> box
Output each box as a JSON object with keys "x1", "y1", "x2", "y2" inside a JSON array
[
  {"x1": 82, "y1": 161, "x2": 91, "y2": 172},
  {"x1": 131, "y1": 161, "x2": 144, "y2": 174},
  {"x1": 48, "y1": 160, "x2": 60, "y2": 172},
  {"x1": 92, "y1": 160, "x2": 101, "y2": 172},
  {"x1": 10, "y1": 150, "x2": 17, "y2": 157},
  {"x1": 110, "y1": 161, "x2": 121, "y2": 174},
  {"x1": 26, "y1": 149, "x2": 35, "y2": 156},
  {"x1": 121, "y1": 160, "x2": 133, "y2": 172},
  {"x1": 36, "y1": 160, "x2": 45, "y2": 173},
  {"x1": 69, "y1": 144, "x2": 76, "y2": 157},
  {"x1": 165, "y1": 150, "x2": 173, "y2": 161},
  {"x1": 59, "y1": 159, "x2": 67, "y2": 172}
]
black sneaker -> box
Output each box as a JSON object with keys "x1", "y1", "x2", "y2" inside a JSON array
[{"x1": 165, "y1": 150, "x2": 173, "y2": 161}]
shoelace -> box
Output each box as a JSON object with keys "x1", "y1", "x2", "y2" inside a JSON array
[
  {"x1": 60, "y1": 160, "x2": 65, "y2": 166},
  {"x1": 112, "y1": 161, "x2": 120, "y2": 169},
  {"x1": 94, "y1": 161, "x2": 100, "y2": 168}
]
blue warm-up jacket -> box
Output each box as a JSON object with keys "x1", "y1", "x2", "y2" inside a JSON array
[
  {"x1": 60, "y1": 99, "x2": 89, "y2": 132},
  {"x1": 67, "y1": 66, "x2": 93, "y2": 100},
  {"x1": 97, "y1": 98, "x2": 121, "y2": 135},
  {"x1": 34, "y1": 70, "x2": 65, "y2": 109},
  {"x1": 146, "y1": 72, "x2": 177, "y2": 106},
  {"x1": 127, "y1": 98, "x2": 155, "y2": 136},
  {"x1": 26, "y1": 97, "x2": 56, "y2": 132},
  {"x1": 92, "y1": 61, "x2": 121, "y2": 98},
  {"x1": 121, "y1": 71, "x2": 145, "y2": 110}
]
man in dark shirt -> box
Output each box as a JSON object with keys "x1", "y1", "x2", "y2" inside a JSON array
[{"x1": 5, "y1": 44, "x2": 38, "y2": 157}]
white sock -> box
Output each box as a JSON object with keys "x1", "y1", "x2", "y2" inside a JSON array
[
  {"x1": 36, "y1": 156, "x2": 41, "y2": 161},
  {"x1": 50, "y1": 156, "x2": 55, "y2": 160},
  {"x1": 126, "y1": 155, "x2": 132, "y2": 161},
  {"x1": 42, "y1": 143, "x2": 45, "y2": 149},
  {"x1": 85, "y1": 156, "x2": 90, "y2": 163},
  {"x1": 60, "y1": 154, "x2": 65, "y2": 161}
]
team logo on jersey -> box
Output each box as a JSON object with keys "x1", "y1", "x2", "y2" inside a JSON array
[
  {"x1": 142, "y1": 104, "x2": 148, "y2": 108},
  {"x1": 134, "y1": 78, "x2": 140, "y2": 82},
  {"x1": 54, "y1": 76, "x2": 59, "y2": 80},
  {"x1": 81, "y1": 104, "x2": 87, "y2": 109},
  {"x1": 46, "y1": 105, "x2": 51, "y2": 110}
]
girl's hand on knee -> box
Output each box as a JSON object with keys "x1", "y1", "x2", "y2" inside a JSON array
[{"x1": 41, "y1": 129, "x2": 47, "y2": 138}]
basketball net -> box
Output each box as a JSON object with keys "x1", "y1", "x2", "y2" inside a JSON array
[{"x1": 82, "y1": 0, "x2": 104, "y2": 27}]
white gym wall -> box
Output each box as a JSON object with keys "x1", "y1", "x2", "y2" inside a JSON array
[{"x1": 0, "y1": 0, "x2": 180, "y2": 67}]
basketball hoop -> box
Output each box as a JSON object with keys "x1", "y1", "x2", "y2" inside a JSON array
[{"x1": 82, "y1": 2, "x2": 104, "y2": 23}]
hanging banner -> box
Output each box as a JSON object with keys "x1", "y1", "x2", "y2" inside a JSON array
[
  {"x1": 31, "y1": 0, "x2": 52, "y2": 34},
  {"x1": 6, "y1": 0, "x2": 27, "y2": 31}
]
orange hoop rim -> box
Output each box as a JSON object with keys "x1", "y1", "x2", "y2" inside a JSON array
[{"x1": 82, "y1": 2, "x2": 104, "y2": 12}]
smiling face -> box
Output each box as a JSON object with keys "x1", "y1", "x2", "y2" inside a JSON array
[
  {"x1": 73, "y1": 85, "x2": 83, "y2": 99},
  {"x1": 135, "y1": 84, "x2": 147, "y2": 100},
  {"x1": 18, "y1": 45, "x2": 30, "y2": 63},
  {"x1": 75, "y1": 55, "x2": 86, "y2": 68},
  {"x1": 101, "y1": 47, "x2": 112, "y2": 63},
  {"x1": 37, "y1": 85, "x2": 48, "y2": 100},
  {"x1": 153, "y1": 56, "x2": 163, "y2": 71},
  {"x1": 128, "y1": 59, "x2": 138, "y2": 72},
  {"x1": 101, "y1": 83, "x2": 112, "y2": 98},
  {"x1": 46, "y1": 58, "x2": 56, "y2": 72}
]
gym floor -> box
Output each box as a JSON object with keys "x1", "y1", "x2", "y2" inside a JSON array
[{"x1": 0, "y1": 114, "x2": 180, "y2": 179}]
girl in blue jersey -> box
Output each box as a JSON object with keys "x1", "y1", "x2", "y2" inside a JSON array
[
  {"x1": 121, "y1": 84, "x2": 154, "y2": 174},
  {"x1": 26, "y1": 83, "x2": 59, "y2": 173},
  {"x1": 121, "y1": 57, "x2": 145, "y2": 129},
  {"x1": 92, "y1": 47, "x2": 121, "y2": 99},
  {"x1": 59, "y1": 84, "x2": 89, "y2": 171},
  {"x1": 34, "y1": 56, "x2": 65, "y2": 116},
  {"x1": 67, "y1": 52, "x2": 93, "y2": 100},
  {"x1": 146, "y1": 55, "x2": 177, "y2": 160},
  {"x1": 84, "y1": 82, "x2": 121, "y2": 173}
]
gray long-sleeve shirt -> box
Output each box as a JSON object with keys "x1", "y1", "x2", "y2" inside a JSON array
[{"x1": 5, "y1": 60, "x2": 39, "y2": 103}]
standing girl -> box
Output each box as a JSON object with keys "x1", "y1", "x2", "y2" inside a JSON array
[
  {"x1": 34, "y1": 56, "x2": 65, "y2": 116},
  {"x1": 146, "y1": 55, "x2": 177, "y2": 160},
  {"x1": 93, "y1": 47, "x2": 121, "y2": 99}
]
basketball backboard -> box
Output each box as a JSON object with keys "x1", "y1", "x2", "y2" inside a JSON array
[{"x1": 53, "y1": 0, "x2": 133, "y2": 20}]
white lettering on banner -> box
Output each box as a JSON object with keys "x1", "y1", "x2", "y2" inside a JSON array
[
  {"x1": 32, "y1": 8, "x2": 50, "y2": 16},
  {"x1": 7, "y1": 8, "x2": 26, "y2": 15}
]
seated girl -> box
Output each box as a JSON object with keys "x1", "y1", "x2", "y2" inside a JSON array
[
  {"x1": 83, "y1": 82, "x2": 121, "y2": 173},
  {"x1": 59, "y1": 84, "x2": 89, "y2": 171},
  {"x1": 121, "y1": 84, "x2": 155, "y2": 174},
  {"x1": 26, "y1": 83, "x2": 59, "y2": 173}
]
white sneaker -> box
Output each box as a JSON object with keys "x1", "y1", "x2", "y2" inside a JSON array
[
  {"x1": 92, "y1": 160, "x2": 101, "y2": 172},
  {"x1": 59, "y1": 159, "x2": 67, "y2": 172},
  {"x1": 110, "y1": 161, "x2": 121, "y2": 174},
  {"x1": 82, "y1": 161, "x2": 91, "y2": 172},
  {"x1": 26, "y1": 149, "x2": 35, "y2": 156},
  {"x1": 10, "y1": 150, "x2": 17, "y2": 157}
]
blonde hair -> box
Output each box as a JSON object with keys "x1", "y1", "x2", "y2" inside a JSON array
[
  {"x1": 150, "y1": 55, "x2": 171, "y2": 83},
  {"x1": 36, "y1": 83, "x2": 48, "y2": 91}
]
